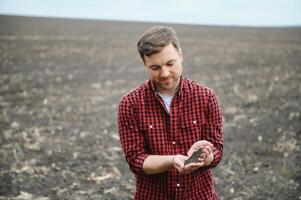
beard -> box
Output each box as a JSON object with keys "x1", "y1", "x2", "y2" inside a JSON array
[{"x1": 156, "y1": 76, "x2": 180, "y2": 93}]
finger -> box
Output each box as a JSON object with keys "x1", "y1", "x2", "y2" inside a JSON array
[
  {"x1": 203, "y1": 146, "x2": 212, "y2": 155},
  {"x1": 185, "y1": 162, "x2": 204, "y2": 171},
  {"x1": 209, "y1": 146, "x2": 214, "y2": 153},
  {"x1": 204, "y1": 143, "x2": 212, "y2": 150},
  {"x1": 185, "y1": 162, "x2": 203, "y2": 169},
  {"x1": 198, "y1": 140, "x2": 213, "y2": 147},
  {"x1": 200, "y1": 141, "x2": 213, "y2": 149},
  {"x1": 200, "y1": 153, "x2": 206, "y2": 159},
  {"x1": 192, "y1": 141, "x2": 213, "y2": 153},
  {"x1": 203, "y1": 149, "x2": 210, "y2": 158},
  {"x1": 195, "y1": 141, "x2": 207, "y2": 148}
]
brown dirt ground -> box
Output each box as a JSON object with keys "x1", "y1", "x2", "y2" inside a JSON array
[{"x1": 0, "y1": 15, "x2": 300, "y2": 200}]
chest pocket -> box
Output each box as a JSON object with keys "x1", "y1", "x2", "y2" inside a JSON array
[
  {"x1": 139, "y1": 121, "x2": 168, "y2": 155},
  {"x1": 180, "y1": 116, "x2": 206, "y2": 149}
]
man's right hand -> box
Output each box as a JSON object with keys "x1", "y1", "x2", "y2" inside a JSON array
[{"x1": 173, "y1": 154, "x2": 187, "y2": 174}]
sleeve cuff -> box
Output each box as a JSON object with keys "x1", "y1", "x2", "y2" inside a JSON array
[{"x1": 130, "y1": 153, "x2": 150, "y2": 175}]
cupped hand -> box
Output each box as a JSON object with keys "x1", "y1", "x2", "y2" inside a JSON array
[{"x1": 188, "y1": 140, "x2": 214, "y2": 167}]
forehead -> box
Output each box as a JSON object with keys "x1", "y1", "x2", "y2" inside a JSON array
[{"x1": 144, "y1": 44, "x2": 179, "y2": 66}]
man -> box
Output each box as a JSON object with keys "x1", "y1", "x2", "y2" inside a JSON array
[{"x1": 118, "y1": 26, "x2": 223, "y2": 199}]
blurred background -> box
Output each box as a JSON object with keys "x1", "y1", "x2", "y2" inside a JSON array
[
  {"x1": 0, "y1": 1, "x2": 301, "y2": 199},
  {"x1": 1, "y1": 0, "x2": 301, "y2": 26}
]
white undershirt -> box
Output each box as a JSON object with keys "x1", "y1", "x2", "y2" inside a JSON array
[{"x1": 158, "y1": 93, "x2": 173, "y2": 113}]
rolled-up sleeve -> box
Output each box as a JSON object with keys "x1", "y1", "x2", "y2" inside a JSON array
[
  {"x1": 203, "y1": 90, "x2": 223, "y2": 168},
  {"x1": 118, "y1": 96, "x2": 149, "y2": 175}
]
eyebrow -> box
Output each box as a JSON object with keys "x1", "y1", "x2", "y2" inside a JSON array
[
  {"x1": 148, "y1": 59, "x2": 177, "y2": 68},
  {"x1": 166, "y1": 59, "x2": 176, "y2": 64}
]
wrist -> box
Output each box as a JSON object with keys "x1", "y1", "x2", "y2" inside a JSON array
[{"x1": 171, "y1": 155, "x2": 176, "y2": 168}]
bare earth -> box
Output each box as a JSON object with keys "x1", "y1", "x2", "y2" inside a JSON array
[{"x1": 0, "y1": 15, "x2": 300, "y2": 200}]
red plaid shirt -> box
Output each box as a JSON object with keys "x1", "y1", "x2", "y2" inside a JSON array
[{"x1": 118, "y1": 77, "x2": 223, "y2": 200}]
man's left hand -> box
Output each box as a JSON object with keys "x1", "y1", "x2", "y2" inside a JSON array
[{"x1": 187, "y1": 140, "x2": 214, "y2": 167}]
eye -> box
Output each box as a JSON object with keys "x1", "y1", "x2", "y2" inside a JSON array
[
  {"x1": 166, "y1": 62, "x2": 174, "y2": 67},
  {"x1": 150, "y1": 65, "x2": 160, "y2": 70}
]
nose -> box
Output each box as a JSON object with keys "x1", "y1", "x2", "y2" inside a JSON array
[{"x1": 160, "y1": 66, "x2": 170, "y2": 78}]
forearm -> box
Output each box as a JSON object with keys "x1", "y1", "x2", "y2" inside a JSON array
[
  {"x1": 205, "y1": 90, "x2": 223, "y2": 168},
  {"x1": 143, "y1": 155, "x2": 175, "y2": 174}
]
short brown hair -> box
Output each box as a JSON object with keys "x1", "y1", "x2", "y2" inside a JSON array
[{"x1": 137, "y1": 26, "x2": 181, "y2": 63}]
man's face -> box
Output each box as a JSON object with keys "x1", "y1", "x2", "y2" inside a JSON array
[{"x1": 144, "y1": 43, "x2": 183, "y2": 96}]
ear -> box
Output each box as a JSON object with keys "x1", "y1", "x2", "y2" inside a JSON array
[{"x1": 178, "y1": 48, "x2": 183, "y2": 62}]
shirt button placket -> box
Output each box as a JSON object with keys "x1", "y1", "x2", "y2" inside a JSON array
[{"x1": 175, "y1": 182, "x2": 184, "y2": 200}]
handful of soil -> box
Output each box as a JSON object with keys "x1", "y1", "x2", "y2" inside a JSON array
[{"x1": 184, "y1": 148, "x2": 203, "y2": 165}]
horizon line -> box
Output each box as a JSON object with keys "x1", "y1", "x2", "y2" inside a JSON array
[{"x1": 1, "y1": 13, "x2": 301, "y2": 29}]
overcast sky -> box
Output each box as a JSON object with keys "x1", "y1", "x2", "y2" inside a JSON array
[{"x1": 0, "y1": 0, "x2": 300, "y2": 26}]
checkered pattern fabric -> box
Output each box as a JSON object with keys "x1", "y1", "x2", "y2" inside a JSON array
[{"x1": 118, "y1": 77, "x2": 223, "y2": 200}]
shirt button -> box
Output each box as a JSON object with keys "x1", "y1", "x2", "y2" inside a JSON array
[
  {"x1": 172, "y1": 141, "x2": 176, "y2": 145},
  {"x1": 176, "y1": 183, "x2": 180, "y2": 187},
  {"x1": 193, "y1": 120, "x2": 197, "y2": 124},
  {"x1": 149, "y1": 125, "x2": 153, "y2": 129}
]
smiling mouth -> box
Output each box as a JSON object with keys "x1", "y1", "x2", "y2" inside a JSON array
[{"x1": 160, "y1": 77, "x2": 172, "y2": 83}]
